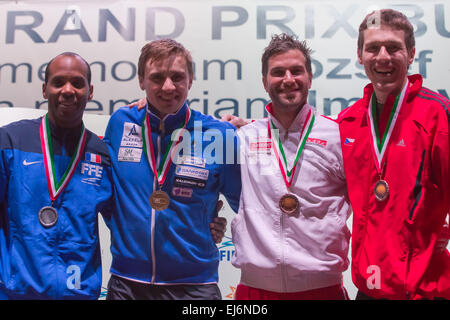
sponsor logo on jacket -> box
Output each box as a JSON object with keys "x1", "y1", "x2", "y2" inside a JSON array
[
  {"x1": 176, "y1": 155, "x2": 206, "y2": 168},
  {"x1": 121, "y1": 122, "x2": 143, "y2": 148},
  {"x1": 306, "y1": 137, "x2": 327, "y2": 147},
  {"x1": 118, "y1": 147, "x2": 142, "y2": 162},
  {"x1": 175, "y1": 165, "x2": 209, "y2": 180}
]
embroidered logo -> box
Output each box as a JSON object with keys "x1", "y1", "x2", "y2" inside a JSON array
[
  {"x1": 175, "y1": 165, "x2": 209, "y2": 181},
  {"x1": 306, "y1": 137, "x2": 327, "y2": 147},
  {"x1": 118, "y1": 147, "x2": 142, "y2": 162},
  {"x1": 344, "y1": 138, "x2": 355, "y2": 146},
  {"x1": 81, "y1": 162, "x2": 103, "y2": 178},
  {"x1": 176, "y1": 155, "x2": 206, "y2": 168},
  {"x1": 81, "y1": 162, "x2": 104, "y2": 186},
  {"x1": 121, "y1": 122, "x2": 143, "y2": 148},
  {"x1": 172, "y1": 187, "x2": 193, "y2": 198},
  {"x1": 23, "y1": 160, "x2": 41, "y2": 166},
  {"x1": 85, "y1": 152, "x2": 101, "y2": 164},
  {"x1": 396, "y1": 139, "x2": 406, "y2": 147}
]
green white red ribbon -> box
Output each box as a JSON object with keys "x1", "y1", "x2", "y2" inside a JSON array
[
  {"x1": 267, "y1": 107, "x2": 315, "y2": 188},
  {"x1": 368, "y1": 79, "x2": 409, "y2": 172},
  {"x1": 142, "y1": 107, "x2": 191, "y2": 187},
  {"x1": 40, "y1": 114, "x2": 86, "y2": 201}
]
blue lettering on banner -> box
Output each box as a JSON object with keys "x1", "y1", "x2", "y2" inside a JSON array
[{"x1": 3, "y1": 4, "x2": 449, "y2": 44}]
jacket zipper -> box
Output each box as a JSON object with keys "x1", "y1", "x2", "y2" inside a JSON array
[
  {"x1": 151, "y1": 120, "x2": 164, "y2": 283},
  {"x1": 408, "y1": 151, "x2": 425, "y2": 221},
  {"x1": 280, "y1": 213, "x2": 288, "y2": 292},
  {"x1": 404, "y1": 151, "x2": 425, "y2": 298}
]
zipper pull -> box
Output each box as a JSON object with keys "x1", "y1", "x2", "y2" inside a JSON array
[{"x1": 159, "y1": 120, "x2": 164, "y2": 134}]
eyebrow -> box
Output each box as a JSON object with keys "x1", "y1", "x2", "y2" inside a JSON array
[
  {"x1": 365, "y1": 40, "x2": 403, "y2": 47},
  {"x1": 270, "y1": 65, "x2": 305, "y2": 71}
]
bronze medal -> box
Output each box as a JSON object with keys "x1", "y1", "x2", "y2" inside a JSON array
[
  {"x1": 149, "y1": 190, "x2": 170, "y2": 211},
  {"x1": 374, "y1": 180, "x2": 389, "y2": 202},
  {"x1": 38, "y1": 206, "x2": 58, "y2": 228},
  {"x1": 279, "y1": 194, "x2": 299, "y2": 216}
]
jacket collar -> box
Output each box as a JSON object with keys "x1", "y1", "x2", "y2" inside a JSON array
[
  {"x1": 265, "y1": 102, "x2": 313, "y2": 132},
  {"x1": 362, "y1": 74, "x2": 423, "y2": 107},
  {"x1": 147, "y1": 102, "x2": 189, "y2": 133}
]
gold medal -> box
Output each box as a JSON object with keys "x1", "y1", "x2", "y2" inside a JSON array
[
  {"x1": 149, "y1": 190, "x2": 170, "y2": 210},
  {"x1": 374, "y1": 180, "x2": 389, "y2": 201},
  {"x1": 279, "y1": 194, "x2": 299, "y2": 216}
]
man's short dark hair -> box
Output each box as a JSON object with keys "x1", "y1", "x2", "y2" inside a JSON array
[
  {"x1": 44, "y1": 52, "x2": 92, "y2": 84},
  {"x1": 358, "y1": 9, "x2": 415, "y2": 54},
  {"x1": 261, "y1": 33, "x2": 312, "y2": 77}
]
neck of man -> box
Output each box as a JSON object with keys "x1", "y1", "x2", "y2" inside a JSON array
[
  {"x1": 372, "y1": 77, "x2": 408, "y2": 115},
  {"x1": 47, "y1": 117, "x2": 83, "y2": 156},
  {"x1": 48, "y1": 115, "x2": 83, "y2": 134},
  {"x1": 148, "y1": 104, "x2": 166, "y2": 119},
  {"x1": 147, "y1": 100, "x2": 182, "y2": 120},
  {"x1": 271, "y1": 104, "x2": 304, "y2": 130}
]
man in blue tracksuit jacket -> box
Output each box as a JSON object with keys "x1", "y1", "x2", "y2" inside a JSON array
[
  {"x1": 103, "y1": 39, "x2": 241, "y2": 299},
  {"x1": 0, "y1": 52, "x2": 113, "y2": 299}
]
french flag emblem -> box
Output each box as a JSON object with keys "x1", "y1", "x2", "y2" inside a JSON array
[{"x1": 86, "y1": 152, "x2": 101, "y2": 163}]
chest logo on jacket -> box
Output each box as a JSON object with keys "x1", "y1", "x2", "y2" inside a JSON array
[
  {"x1": 81, "y1": 161, "x2": 104, "y2": 186},
  {"x1": 121, "y1": 122, "x2": 143, "y2": 148},
  {"x1": 175, "y1": 165, "x2": 209, "y2": 181},
  {"x1": 344, "y1": 138, "x2": 355, "y2": 146}
]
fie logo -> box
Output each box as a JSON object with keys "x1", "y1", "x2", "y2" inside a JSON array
[{"x1": 217, "y1": 236, "x2": 235, "y2": 262}]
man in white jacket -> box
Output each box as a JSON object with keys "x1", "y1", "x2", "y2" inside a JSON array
[{"x1": 229, "y1": 33, "x2": 351, "y2": 299}]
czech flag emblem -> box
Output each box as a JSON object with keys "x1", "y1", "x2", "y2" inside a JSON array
[{"x1": 344, "y1": 138, "x2": 355, "y2": 146}]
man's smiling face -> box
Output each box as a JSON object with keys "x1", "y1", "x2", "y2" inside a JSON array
[{"x1": 358, "y1": 25, "x2": 415, "y2": 98}]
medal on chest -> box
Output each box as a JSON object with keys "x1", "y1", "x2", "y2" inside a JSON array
[
  {"x1": 143, "y1": 107, "x2": 191, "y2": 211},
  {"x1": 39, "y1": 114, "x2": 86, "y2": 227},
  {"x1": 368, "y1": 80, "x2": 409, "y2": 202},
  {"x1": 38, "y1": 206, "x2": 58, "y2": 228},
  {"x1": 268, "y1": 108, "x2": 315, "y2": 216}
]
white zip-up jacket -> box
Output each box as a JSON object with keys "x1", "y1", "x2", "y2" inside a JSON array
[{"x1": 231, "y1": 103, "x2": 351, "y2": 293}]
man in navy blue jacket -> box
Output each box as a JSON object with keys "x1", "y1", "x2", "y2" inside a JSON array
[
  {"x1": 0, "y1": 52, "x2": 113, "y2": 299},
  {"x1": 104, "y1": 39, "x2": 241, "y2": 300}
]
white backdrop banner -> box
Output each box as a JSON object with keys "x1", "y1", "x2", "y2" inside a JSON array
[
  {"x1": 1, "y1": 0, "x2": 449, "y2": 300},
  {"x1": 0, "y1": 0, "x2": 449, "y2": 118}
]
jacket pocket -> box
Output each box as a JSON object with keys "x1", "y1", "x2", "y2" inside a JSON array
[{"x1": 408, "y1": 150, "x2": 425, "y2": 222}]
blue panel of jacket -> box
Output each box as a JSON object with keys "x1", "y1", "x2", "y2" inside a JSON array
[{"x1": 103, "y1": 103, "x2": 241, "y2": 284}]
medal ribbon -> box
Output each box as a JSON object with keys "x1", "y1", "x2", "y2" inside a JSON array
[
  {"x1": 267, "y1": 108, "x2": 315, "y2": 188},
  {"x1": 368, "y1": 79, "x2": 409, "y2": 172},
  {"x1": 142, "y1": 107, "x2": 191, "y2": 187},
  {"x1": 40, "y1": 114, "x2": 87, "y2": 201}
]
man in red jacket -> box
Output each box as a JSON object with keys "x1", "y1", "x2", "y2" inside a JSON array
[{"x1": 338, "y1": 9, "x2": 449, "y2": 299}]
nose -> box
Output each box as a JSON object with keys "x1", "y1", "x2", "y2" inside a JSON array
[
  {"x1": 282, "y1": 70, "x2": 295, "y2": 85},
  {"x1": 61, "y1": 82, "x2": 75, "y2": 96},
  {"x1": 162, "y1": 77, "x2": 176, "y2": 91},
  {"x1": 376, "y1": 46, "x2": 391, "y2": 61}
]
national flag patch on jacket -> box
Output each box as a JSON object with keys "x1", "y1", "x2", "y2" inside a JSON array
[
  {"x1": 344, "y1": 138, "x2": 355, "y2": 146},
  {"x1": 86, "y1": 152, "x2": 102, "y2": 163}
]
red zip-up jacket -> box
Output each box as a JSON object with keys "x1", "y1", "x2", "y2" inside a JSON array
[{"x1": 338, "y1": 74, "x2": 449, "y2": 299}]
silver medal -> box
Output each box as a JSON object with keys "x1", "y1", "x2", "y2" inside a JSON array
[{"x1": 38, "y1": 206, "x2": 58, "y2": 228}]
